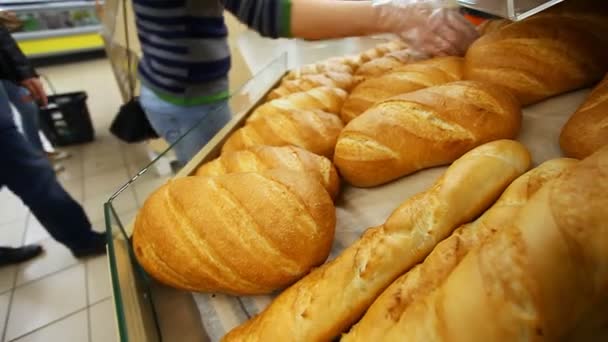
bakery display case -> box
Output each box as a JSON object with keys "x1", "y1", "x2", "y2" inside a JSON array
[
  {"x1": 1, "y1": 0, "x2": 104, "y2": 57},
  {"x1": 105, "y1": 2, "x2": 608, "y2": 340}
]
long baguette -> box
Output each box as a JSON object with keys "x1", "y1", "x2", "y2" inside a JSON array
[
  {"x1": 376, "y1": 144, "x2": 608, "y2": 341},
  {"x1": 342, "y1": 157, "x2": 577, "y2": 342},
  {"x1": 222, "y1": 140, "x2": 531, "y2": 341}
]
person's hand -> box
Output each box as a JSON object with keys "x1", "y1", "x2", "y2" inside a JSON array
[
  {"x1": 375, "y1": 1, "x2": 479, "y2": 57},
  {"x1": 20, "y1": 77, "x2": 48, "y2": 107}
]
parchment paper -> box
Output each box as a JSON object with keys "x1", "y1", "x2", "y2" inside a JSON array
[{"x1": 191, "y1": 88, "x2": 590, "y2": 341}]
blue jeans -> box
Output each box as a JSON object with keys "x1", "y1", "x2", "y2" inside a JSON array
[
  {"x1": 140, "y1": 86, "x2": 232, "y2": 164},
  {"x1": 0, "y1": 80, "x2": 44, "y2": 153},
  {"x1": 0, "y1": 88, "x2": 99, "y2": 252}
]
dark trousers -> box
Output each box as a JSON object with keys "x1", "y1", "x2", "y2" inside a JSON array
[{"x1": 0, "y1": 83, "x2": 96, "y2": 252}]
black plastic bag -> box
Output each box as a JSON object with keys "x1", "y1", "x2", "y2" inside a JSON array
[{"x1": 109, "y1": 97, "x2": 159, "y2": 143}]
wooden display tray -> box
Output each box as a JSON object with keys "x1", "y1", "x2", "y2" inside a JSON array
[{"x1": 106, "y1": 73, "x2": 592, "y2": 342}]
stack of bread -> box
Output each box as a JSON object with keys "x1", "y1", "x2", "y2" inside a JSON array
[{"x1": 132, "y1": 1, "x2": 608, "y2": 340}]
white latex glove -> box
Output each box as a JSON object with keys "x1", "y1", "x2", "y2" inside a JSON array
[{"x1": 374, "y1": 1, "x2": 479, "y2": 57}]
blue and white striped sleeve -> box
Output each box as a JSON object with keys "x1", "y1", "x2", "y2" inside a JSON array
[{"x1": 221, "y1": 0, "x2": 292, "y2": 38}]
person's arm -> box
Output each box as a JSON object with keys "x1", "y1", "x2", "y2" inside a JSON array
[{"x1": 0, "y1": 26, "x2": 47, "y2": 105}]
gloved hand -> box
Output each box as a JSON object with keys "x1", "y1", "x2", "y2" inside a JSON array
[{"x1": 373, "y1": 0, "x2": 479, "y2": 57}]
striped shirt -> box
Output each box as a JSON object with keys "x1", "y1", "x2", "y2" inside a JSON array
[{"x1": 133, "y1": 0, "x2": 292, "y2": 106}]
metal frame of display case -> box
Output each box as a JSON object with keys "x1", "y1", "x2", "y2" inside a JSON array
[{"x1": 457, "y1": 0, "x2": 565, "y2": 20}]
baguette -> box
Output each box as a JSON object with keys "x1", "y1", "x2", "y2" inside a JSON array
[
  {"x1": 334, "y1": 81, "x2": 522, "y2": 187},
  {"x1": 356, "y1": 39, "x2": 408, "y2": 65},
  {"x1": 375, "y1": 144, "x2": 608, "y2": 341},
  {"x1": 340, "y1": 57, "x2": 464, "y2": 123},
  {"x1": 465, "y1": 6, "x2": 608, "y2": 105},
  {"x1": 222, "y1": 140, "x2": 531, "y2": 342},
  {"x1": 133, "y1": 169, "x2": 336, "y2": 295},
  {"x1": 195, "y1": 145, "x2": 340, "y2": 199},
  {"x1": 343, "y1": 157, "x2": 577, "y2": 342},
  {"x1": 560, "y1": 74, "x2": 608, "y2": 159},
  {"x1": 221, "y1": 109, "x2": 343, "y2": 158},
  {"x1": 476, "y1": 19, "x2": 512, "y2": 35}
]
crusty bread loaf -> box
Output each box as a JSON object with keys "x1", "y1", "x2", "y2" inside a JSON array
[
  {"x1": 268, "y1": 72, "x2": 355, "y2": 101},
  {"x1": 374, "y1": 144, "x2": 608, "y2": 341},
  {"x1": 248, "y1": 87, "x2": 347, "y2": 123},
  {"x1": 560, "y1": 74, "x2": 608, "y2": 159},
  {"x1": 222, "y1": 140, "x2": 531, "y2": 342},
  {"x1": 353, "y1": 49, "x2": 427, "y2": 83},
  {"x1": 356, "y1": 39, "x2": 408, "y2": 65},
  {"x1": 284, "y1": 61, "x2": 354, "y2": 81},
  {"x1": 476, "y1": 18, "x2": 512, "y2": 35},
  {"x1": 343, "y1": 157, "x2": 577, "y2": 342},
  {"x1": 221, "y1": 109, "x2": 343, "y2": 157},
  {"x1": 340, "y1": 57, "x2": 464, "y2": 123},
  {"x1": 334, "y1": 81, "x2": 522, "y2": 187},
  {"x1": 465, "y1": 6, "x2": 608, "y2": 105},
  {"x1": 133, "y1": 169, "x2": 336, "y2": 295},
  {"x1": 195, "y1": 145, "x2": 340, "y2": 199}
]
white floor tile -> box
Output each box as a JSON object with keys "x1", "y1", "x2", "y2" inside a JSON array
[
  {"x1": 0, "y1": 220, "x2": 26, "y2": 248},
  {"x1": 0, "y1": 190, "x2": 27, "y2": 226},
  {"x1": 11, "y1": 310, "x2": 88, "y2": 342},
  {"x1": 83, "y1": 169, "x2": 130, "y2": 201},
  {"x1": 0, "y1": 266, "x2": 17, "y2": 294},
  {"x1": 57, "y1": 179, "x2": 84, "y2": 204},
  {"x1": 0, "y1": 292, "x2": 10, "y2": 339},
  {"x1": 5, "y1": 265, "x2": 86, "y2": 341},
  {"x1": 83, "y1": 188, "x2": 137, "y2": 225},
  {"x1": 16, "y1": 238, "x2": 79, "y2": 286},
  {"x1": 87, "y1": 255, "x2": 111, "y2": 304},
  {"x1": 23, "y1": 216, "x2": 50, "y2": 245},
  {"x1": 84, "y1": 152, "x2": 126, "y2": 178},
  {"x1": 89, "y1": 299, "x2": 118, "y2": 342}
]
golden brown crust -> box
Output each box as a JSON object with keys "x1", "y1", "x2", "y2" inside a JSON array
[
  {"x1": 465, "y1": 7, "x2": 608, "y2": 106},
  {"x1": 222, "y1": 140, "x2": 531, "y2": 342},
  {"x1": 250, "y1": 87, "x2": 347, "y2": 122},
  {"x1": 221, "y1": 108, "x2": 344, "y2": 158},
  {"x1": 334, "y1": 81, "x2": 522, "y2": 187},
  {"x1": 132, "y1": 169, "x2": 336, "y2": 295},
  {"x1": 560, "y1": 74, "x2": 608, "y2": 159},
  {"x1": 374, "y1": 145, "x2": 608, "y2": 341},
  {"x1": 343, "y1": 158, "x2": 577, "y2": 342},
  {"x1": 267, "y1": 73, "x2": 355, "y2": 101},
  {"x1": 476, "y1": 19, "x2": 512, "y2": 36},
  {"x1": 341, "y1": 57, "x2": 464, "y2": 123},
  {"x1": 195, "y1": 145, "x2": 341, "y2": 200}
]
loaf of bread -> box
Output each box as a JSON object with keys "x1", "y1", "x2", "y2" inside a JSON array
[
  {"x1": 560, "y1": 74, "x2": 608, "y2": 159},
  {"x1": 267, "y1": 72, "x2": 355, "y2": 101},
  {"x1": 334, "y1": 81, "x2": 522, "y2": 187},
  {"x1": 356, "y1": 39, "x2": 408, "y2": 65},
  {"x1": 248, "y1": 87, "x2": 347, "y2": 123},
  {"x1": 132, "y1": 169, "x2": 336, "y2": 295},
  {"x1": 284, "y1": 60, "x2": 354, "y2": 81},
  {"x1": 340, "y1": 57, "x2": 464, "y2": 123},
  {"x1": 222, "y1": 140, "x2": 531, "y2": 341},
  {"x1": 465, "y1": 6, "x2": 608, "y2": 105},
  {"x1": 343, "y1": 157, "x2": 577, "y2": 342},
  {"x1": 476, "y1": 18, "x2": 511, "y2": 35},
  {"x1": 221, "y1": 108, "x2": 343, "y2": 157},
  {"x1": 353, "y1": 49, "x2": 427, "y2": 83},
  {"x1": 373, "y1": 144, "x2": 608, "y2": 341},
  {"x1": 195, "y1": 145, "x2": 340, "y2": 199}
]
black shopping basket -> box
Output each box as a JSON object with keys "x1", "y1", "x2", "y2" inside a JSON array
[{"x1": 39, "y1": 76, "x2": 95, "y2": 146}]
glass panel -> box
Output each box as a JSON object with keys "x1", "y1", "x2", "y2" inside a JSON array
[
  {"x1": 105, "y1": 52, "x2": 288, "y2": 341},
  {"x1": 458, "y1": 0, "x2": 565, "y2": 20}
]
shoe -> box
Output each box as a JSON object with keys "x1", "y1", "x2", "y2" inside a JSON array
[
  {"x1": 47, "y1": 150, "x2": 71, "y2": 162},
  {"x1": 0, "y1": 245, "x2": 44, "y2": 267},
  {"x1": 71, "y1": 232, "x2": 107, "y2": 258}
]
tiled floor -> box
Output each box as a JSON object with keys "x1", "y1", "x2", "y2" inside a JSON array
[{"x1": 0, "y1": 57, "x2": 170, "y2": 341}]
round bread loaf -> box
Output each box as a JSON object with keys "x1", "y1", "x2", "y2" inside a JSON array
[
  {"x1": 195, "y1": 145, "x2": 341, "y2": 200},
  {"x1": 133, "y1": 169, "x2": 336, "y2": 295}
]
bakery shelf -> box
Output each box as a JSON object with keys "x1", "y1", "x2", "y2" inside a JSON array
[{"x1": 457, "y1": 0, "x2": 565, "y2": 20}]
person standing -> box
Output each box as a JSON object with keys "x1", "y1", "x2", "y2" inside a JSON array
[
  {"x1": 134, "y1": 0, "x2": 478, "y2": 164},
  {"x1": 0, "y1": 25, "x2": 106, "y2": 265}
]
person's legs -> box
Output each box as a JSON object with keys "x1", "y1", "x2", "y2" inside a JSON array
[
  {"x1": 140, "y1": 86, "x2": 232, "y2": 164},
  {"x1": 2, "y1": 80, "x2": 44, "y2": 153},
  {"x1": 0, "y1": 92, "x2": 104, "y2": 255}
]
